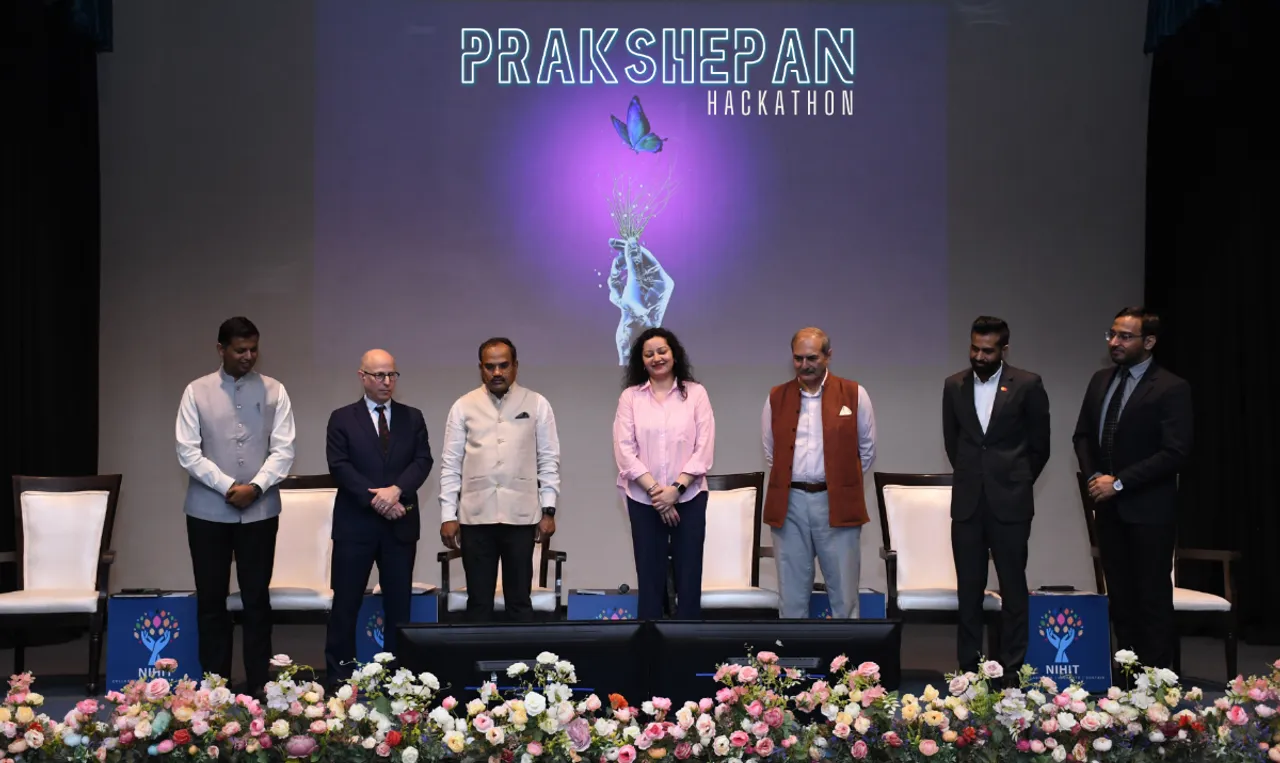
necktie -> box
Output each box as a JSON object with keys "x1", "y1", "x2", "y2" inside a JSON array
[
  {"x1": 375, "y1": 405, "x2": 390, "y2": 455},
  {"x1": 1101, "y1": 368, "x2": 1127, "y2": 474}
]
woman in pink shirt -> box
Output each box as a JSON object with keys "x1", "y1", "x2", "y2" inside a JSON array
[{"x1": 613, "y1": 327, "x2": 716, "y2": 619}]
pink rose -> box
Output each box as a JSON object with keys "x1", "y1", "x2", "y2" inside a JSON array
[
  {"x1": 144, "y1": 678, "x2": 171, "y2": 701},
  {"x1": 856, "y1": 662, "x2": 880, "y2": 679},
  {"x1": 288, "y1": 701, "x2": 304, "y2": 716},
  {"x1": 1016, "y1": 740, "x2": 1031, "y2": 752},
  {"x1": 746, "y1": 701, "x2": 764, "y2": 718},
  {"x1": 586, "y1": 695, "x2": 602, "y2": 712},
  {"x1": 1041, "y1": 719, "x2": 1058, "y2": 734},
  {"x1": 154, "y1": 658, "x2": 179, "y2": 672},
  {"x1": 948, "y1": 676, "x2": 969, "y2": 696},
  {"x1": 1031, "y1": 740, "x2": 1046, "y2": 753},
  {"x1": 757, "y1": 651, "x2": 778, "y2": 664},
  {"x1": 653, "y1": 697, "x2": 672, "y2": 712},
  {"x1": 617, "y1": 745, "x2": 637, "y2": 763},
  {"x1": 644, "y1": 723, "x2": 666, "y2": 740},
  {"x1": 442, "y1": 696, "x2": 458, "y2": 710},
  {"x1": 1054, "y1": 694, "x2": 1071, "y2": 708},
  {"x1": 919, "y1": 739, "x2": 938, "y2": 757},
  {"x1": 756, "y1": 738, "x2": 775, "y2": 756},
  {"x1": 207, "y1": 746, "x2": 220, "y2": 759},
  {"x1": 309, "y1": 721, "x2": 327, "y2": 735},
  {"x1": 716, "y1": 688, "x2": 736, "y2": 705},
  {"x1": 76, "y1": 699, "x2": 99, "y2": 715},
  {"x1": 376, "y1": 742, "x2": 391, "y2": 757},
  {"x1": 400, "y1": 710, "x2": 421, "y2": 726},
  {"x1": 259, "y1": 734, "x2": 273, "y2": 749},
  {"x1": 730, "y1": 731, "x2": 750, "y2": 747},
  {"x1": 674, "y1": 741, "x2": 693, "y2": 759},
  {"x1": 783, "y1": 735, "x2": 797, "y2": 749},
  {"x1": 698, "y1": 698, "x2": 713, "y2": 713},
  {"x1": 751, "y1": 722, "x2": 769, "y2": 738},
  {"x1": 860, "y1": 686, "x2": 885, "y2": 707},
  {"x1": 830, "y1": 655, "x2": 849, "y2": 673},
  {"x1": 192, "y1": 721, "x2": 210, "y2": 736},
  {"x1": 850, "y1": 740, "x2": 868, "y2": 759},
  {"x1": 1228, "y1": 706, "x2": 1249, "y2": 726},
  {"x1": 221, "y1": 722, "x2": 241, "y2": 737},
  {"x1": 1079, "y1": 715, "x2": 1101, "y2": 732},
  {"x1": 249, "y1": 719, "x2": 265, "y2": 736},
  {"x1": 118, "y1": 731, "x2": 135, "y2": 746},
  {"x1": 156, "y1": 740, "x2": 175, "y2": 754},
  {"x1": 739, "y1": 667, "x2": 759, "y2": 683},
  {"x1": 284, "y1": 736, "x2": 317, "y2": 758},
  {"x1": 1251, "y1": 688, "x2": 1269, "y2": 702},
  {"x1": 106, "y1": 691, "x2": 126, "y2": 704},
  {"x1": 527, "y1": 742, "x2": 544, "y2": 757},
  {"x1": 881, "y1": 731, "x2": 902, "y2": 748},
  {"x1": 474, "y1": 714, "x2": 494, "y2": 732},
  {"x1": 762, "y1": 707, "x2": 785, "y2": 728}
]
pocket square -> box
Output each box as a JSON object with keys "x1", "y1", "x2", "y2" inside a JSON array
[
  {"x1": 514, "y1": 411, "x2": 530, "y2": 419},
  {"x1": 839, "y1": 405, "x2": 853, "y2": 416}
]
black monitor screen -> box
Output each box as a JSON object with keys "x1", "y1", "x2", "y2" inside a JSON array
[
  {"x1": 648, "y1": 620, "x2": 902, "y2": 704},
  {"x1": 395, "y1": 621, "x2": 649, "y2": 702}
]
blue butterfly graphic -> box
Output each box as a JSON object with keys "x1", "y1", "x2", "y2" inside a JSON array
[{"x1": 610, "y1": 95, "x2": 666, "y2": 154}]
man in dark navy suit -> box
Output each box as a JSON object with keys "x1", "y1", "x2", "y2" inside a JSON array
[
  {"x1": 943, "y1": 316, "x2": 1051, "y2": 678},
  {"x1": 1074, "y1": 307, "x2": 1192, "y2": 671},
  {"x1": 324, "y1": 349, "x2": 433, "y2": 683}
]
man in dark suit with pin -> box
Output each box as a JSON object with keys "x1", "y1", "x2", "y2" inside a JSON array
[
  {"x1": 943, "y1": 316, "x2": 1051, "y2": 678},
  {"x1": 1073, "y1": 307, "x2": 1191, "y2": 671},
  {"x1": 324, "y1": 348, "x2": 433, "y2": 684}
]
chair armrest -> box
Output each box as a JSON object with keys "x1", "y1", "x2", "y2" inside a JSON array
[
  {"x1": 879, "y1": 547, "x2": 895, "y2": 560},
  {"x1": 548, "y1": 551, "x2": 567, "y2": 563},
  {"x1": 96, "y1": 550, "x2": 117, "y2": 592},
  {"x1": 1176, "y1": 548, "x2": 1241, "y2": 562},
  {"x1": 438, "y1": 549, "x2": 462, "y2": 595},
  {"x1": 879, "y1": 548, "x2": 899, "y2": 607},
  {"x1": 0, "y1": 551, "x2": 14, "y2": 564}
]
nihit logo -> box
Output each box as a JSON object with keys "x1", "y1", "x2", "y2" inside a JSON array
[
  {"x1": 595, "y1": 607, "x2": 633, "y2": 620},
  {"x1": 133, "y1": 609, "x2": 180, "y2": 667},
  {"x1": 365, "y1": 611, "x2": 386, "y2": 649},
  {"x1": 1039, "y1": 608, "x2": 1085, "y2": 664}
]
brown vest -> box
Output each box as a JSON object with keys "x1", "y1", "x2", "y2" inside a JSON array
[{"x1": 763, "y1": 374, "x2": 869, "y2": 529}]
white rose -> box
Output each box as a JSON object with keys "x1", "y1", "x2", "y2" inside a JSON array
[
  {"x1": 713, "y1": 736, "x2": 731, "y2": 756},
  {"x1": 362, "y1": 736, "x2": 378, "y2": 749},
  {"x1": 853, "y1": 716, "x2": 871, "y2": 735},
  {"x1": 556, "y1": 660, "x2": 575, "y2": 675},
  {"x1": 271, "y1": 719, "x2": 289, "y2": 738},
  {"x1": 402, "y1": 747, "x2": 420, "y2": 763},
  {"x1": 508, "y1": 663, "x2": 529, "y2": 677},
  {"x1": 537, "y1": 652, "x2": 559, "y2": 665},
  {"x1": 524, "y1": 692, "x2": 547, "y2": 717},
  {"x1": 337, "y1": 685, "x2": 353, "y2": 701},
  {"x1": 486, "y1": 727, "x2": 505, "y2": 745},
  {"x1": 1155, "y1": 669, "x2": 1179, "y2": 687},
  {"x1": 422, "y1": 673, "x2": 441, "y2": 690},
  {"x1": 373, "y1": 652, "x2": 394, "y2": 663},
  {"x1": 624, "y1": 726, "x2": 641, "y2": 741},
  {"x1": 1051, "y1": 745, "x2": 1067, "y2": 762},
  {"x1": 1113, "y1": 650, "x2": 1137, "y2": 666},
  {"x1": 467, "y1": 700, "x2": 486, "y2": 716},
  {"x1": 361, "y1": 663, "x2": 384, "y2": 678},
  {"x1": 349, "y1": 704, "x2": 368, "y2": 721}
]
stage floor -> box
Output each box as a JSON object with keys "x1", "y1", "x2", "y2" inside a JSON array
[{"x1": 10, "y1": 624, "x2": 1263, "y2": 718}]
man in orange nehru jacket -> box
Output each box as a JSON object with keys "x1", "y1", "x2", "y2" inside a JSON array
[{"x1": 762, "y1": 327, "x2": 877, "y2": 619}]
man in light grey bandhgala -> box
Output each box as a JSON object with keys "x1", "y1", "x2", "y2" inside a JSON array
[{"x1": 175, "y1": 316, "x2": 295, "y2": 695}]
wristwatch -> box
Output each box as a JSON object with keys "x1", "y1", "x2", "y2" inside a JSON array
[
  {"x1": 541, "y1": 506, "x2": 557, "y2": 517},
  {"x1": 673, "y1": 482, "x2": 687, "y2": 495},
  {"x1": 1113, "y1": 480, "x2": 1124, "y2": 492}
]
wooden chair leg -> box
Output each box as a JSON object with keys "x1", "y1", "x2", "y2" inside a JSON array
[{"x1": 88, "y1": 614, "x2": 105, "y2": 695}]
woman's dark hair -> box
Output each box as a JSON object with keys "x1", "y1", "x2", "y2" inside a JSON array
[{"x1": 624, "y1": 327, "x2": 697, "y2": 399}]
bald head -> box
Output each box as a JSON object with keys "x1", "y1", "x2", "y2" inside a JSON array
[
  {"x1": 791, "y1": 327, "x2": 830, "y2": 354},
  {"x1": 359, "y1": 349, "x2": 398, "y2": 403}
]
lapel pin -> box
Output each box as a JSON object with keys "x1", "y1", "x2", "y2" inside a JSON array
[{"x1": 999, "y1": 386, "x2": 1008, "y2": 392}]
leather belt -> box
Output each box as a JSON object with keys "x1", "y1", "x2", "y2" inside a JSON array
[{"x1": 790, "y1": 481, "x2": 828, "y2": 493}]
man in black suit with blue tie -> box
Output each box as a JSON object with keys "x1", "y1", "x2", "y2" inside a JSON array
[
  {"x1": 324, "y1": 349, "x2": 433, "y2": 683},
  {"x1": 1074, "y1": 307, "x2": 1192, "y2": 671},
  {"x1": 943, "y1": 316, "x2": 1051, "y2": 678}
]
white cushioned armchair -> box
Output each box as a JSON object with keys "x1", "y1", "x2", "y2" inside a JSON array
[
  {"x1": 697, "y1": 472, "x2": 780, "y2": 617},
  {"x1": 438, "y1": 534, "x2": 566, "y2": 622},
  {"x1": 0, "y1": 474, "x2": 122, "y2": 694}
]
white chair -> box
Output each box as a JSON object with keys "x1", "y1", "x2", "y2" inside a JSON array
[
  {"x1": 0, "y1": 474, "x2": 121, "y2": 693},
  {"x1": 698, "y1": 472, "x2": 779, "y2": 616},
  {"x1": 1076, "y1": 472, "x2": 1238, "y2": 679},
  {"x1": 228, "y1": 475, "x2": 335, "y2": 624},
  {"x1": 438, "y1": 535, "x2": 565, "y2": 621},
  {"x1": 873, "y1": 473, "x2": 1002, "y2": 655}
]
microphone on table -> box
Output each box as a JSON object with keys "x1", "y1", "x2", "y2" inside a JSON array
[{"x1": 618, "y1": 583, "x2": 630, "y2": 595}]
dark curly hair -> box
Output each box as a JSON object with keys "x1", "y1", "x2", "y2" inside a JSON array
[{"x1": 624, "y1": 327, "x2": 697, "y2": 399}]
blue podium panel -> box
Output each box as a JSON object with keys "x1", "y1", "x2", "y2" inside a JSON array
[
  {"x1": 567, "y1": 590, "x2": 639, "y2": 620},
  {"x1": 808, "y1": 589, "x2": 887, "y2": 619},
  {"x1": 106, "y1": 593, "x2": 201, "y2": 691},
  {"x1": 355, "y1": 592, "x2": 439, "y2": 663},
  {"x1": 1026, "y1": 591, "x2": 1112, "y2": 691}
]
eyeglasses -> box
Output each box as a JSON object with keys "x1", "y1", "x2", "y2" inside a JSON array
[
  {"x1": 360, "y1": 371, "x2": 400, "y2": 382},
  {"x1": 1105, "y1": 330, "x2": 1144, "y2": 342}
]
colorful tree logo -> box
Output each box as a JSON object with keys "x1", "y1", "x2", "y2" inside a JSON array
[
  {"x1": 595, "y1": 607, "x2": 633, "y2": 620},
  {"x1": 1039, "y1": 608, "x2": 1085, "y2": 664},
  {"x1": 365, "y1": 611, "x2": 385, "y2": 648},
  {"x1": 133, "y1": 609, "x2": 179, "y2": 667}
]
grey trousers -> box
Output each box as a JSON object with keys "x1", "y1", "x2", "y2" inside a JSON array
[{"x1": 772, "y1": 489, "x2": 862, "y2": 618}]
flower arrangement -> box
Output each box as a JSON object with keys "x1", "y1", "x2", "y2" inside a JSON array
[{"x1": 5, "y1": 650, "x2": 1280, "y2": 762}]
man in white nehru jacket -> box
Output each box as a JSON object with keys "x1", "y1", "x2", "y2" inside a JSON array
[{"x1": 439, "y1": 337, "x2": 560, "y2": 622}]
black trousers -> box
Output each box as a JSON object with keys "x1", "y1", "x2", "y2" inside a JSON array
[
  {"x1": 952, "y1": 492, "x2": 1030, "y2": 674},
  {"x1": 325, "y1": 531, "x2": 416, "y2": 682},
  {"x1": 627, "y1": 491, "x2": 708, "y2": 620},
  {"x1": 186, "y1": 515, "x2": 278, "y2": 692},
  {"x1": 461, "y1": 523, "x2": 537, "y2": 622},
  {"x1": 1095, "y1": 507, "x2": 1177, "y2": 670}
]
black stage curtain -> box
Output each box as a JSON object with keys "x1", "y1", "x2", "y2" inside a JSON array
[
  {"x1": 0, "y1": 0, "x2": 102, "y2": 608},
  {"x1": 1144, "y1": 0, "x2": 1280, "y2": 644}
]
